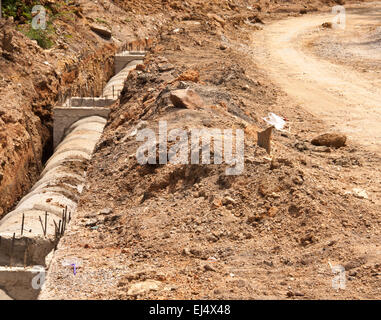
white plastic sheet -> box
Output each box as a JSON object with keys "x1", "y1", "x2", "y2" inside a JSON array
[{"x1": 263, "y1": 112, "x2": 286, "y2": 131}]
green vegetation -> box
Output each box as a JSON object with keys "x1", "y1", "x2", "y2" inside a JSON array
[
  {"x1": 2, "y1": 1, "x2": 76, "y2": 49},
  {"x1": 96, "y1": 18, "x2": 108, "y2": 24},
  {"x1": 25, "y1": 26, "x2": 54, "y2": 49},
  {"x1": 1, "y1": 1, "x2": 80, "y2": 49},
  {"x1": 2, "y1": 0, "x2": 39, "y2": 20},
  {"x1": 95, "y1": 17, "x2": 111, "y2": 28}
]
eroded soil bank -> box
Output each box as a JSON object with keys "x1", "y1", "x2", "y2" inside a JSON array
[{"x1": 0, "y1": 0, "x2": 156, "y2": 217}]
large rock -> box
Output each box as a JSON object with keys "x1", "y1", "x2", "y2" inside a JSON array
[
  {"x1": 90, "y1": 24, "x2": 112, "y2": 39},
  {"x1": 311, "y1": 133, "x2": 346, "y2": 148},
  {"x1": 170, "y1": 89, "x2": 205, "y2": 110}
]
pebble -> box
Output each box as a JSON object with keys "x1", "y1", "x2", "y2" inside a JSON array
[{"x1": 204, "y1": 264, "x2": 216, "y2": 272}]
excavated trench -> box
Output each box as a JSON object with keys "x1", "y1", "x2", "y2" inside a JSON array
[{"x1": 0, "y1": 51, "x2": 145, "y2": 300}]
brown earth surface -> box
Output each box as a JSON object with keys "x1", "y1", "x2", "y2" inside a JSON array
[
  {"x1": 0, "y1": 0, "x2": 379, "y2": 301},
  {"x1": 32, "y1": 0, "x2": 381, "y2": 300},
  {"x1": 0, "y1": 0, "x2": 156, "y2": 216}
]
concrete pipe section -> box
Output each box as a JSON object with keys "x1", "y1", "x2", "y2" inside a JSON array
[
  {"x1": 0, "y1": 116, "x2": 106, "y2": 263},
  {"x1": 103, "y1": 59, "x2": 143, "y2": 99},
  {"x1": 0, "y1": 51, "x2": 145, "y2": 299}
]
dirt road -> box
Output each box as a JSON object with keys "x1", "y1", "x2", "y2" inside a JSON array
[{"x1": 251, "y1": 2, "x2": 381, "y2": 153}]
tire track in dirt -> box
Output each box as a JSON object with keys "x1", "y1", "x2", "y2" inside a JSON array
[{"x1": 251, "y1": 2, "x2": 381, "y2": 154}]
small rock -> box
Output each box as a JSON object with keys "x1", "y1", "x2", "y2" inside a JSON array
[
  {"x1": 222, "y1": 196, "x2": 236, "y2": 206},
  {"x1": 206, "y1": 234, "x2": 219, "y2": 242},
  {"x1": 90, "y1": 24, "x2": 112, "y2": 39},
  {"x1": 322, "y1": 22, "x2": 333, "y2": 28},
  {"x1": 267, "y1": 207, "x2": 278, "y2": 217},
  {"x1": 158, "y1": 63, "x2": 174, "y2": 72},
  {"x1": 177, "y1": 69, "x2": 200, "y2": 83},
  {"x1": 99, "y1": 208, "x2": 113, "y2": 215},
  {"x1": 170, "y1": 89, "x2": 205, "y2": 110},
  {"x1": 286, "y1": 291, "x2": 294, "y2": 297},
  {"x1": 352, "y1": 188, "x2": 368, "y2": 199},
  {"x1": 204, "y1": 264, "x2": 216, "y2": 272},
  {"x1": 127, "y1": 280, "x2": 161, "y2": 296},
  {"x1": 263, "y1": 260, "x2": 274, "y2": 267},
  {"x1": 312, "y1": 146, "x2": 331, "y2": 153},
  {"x1": 311, "y1": 133, "x2": 346, "y2": 148},
  {"x1": 212, "y1": 198, "x2": 222, "y2": 209},
  {"x1": 295, "y1": 142, "x2": 309, "y2": 152},
  {"x1": 292, "y1": 176, "x2": 304, "y2": 185},
  {"x1": 85, "y1": 219, "x2": 98, "y2": 227}
]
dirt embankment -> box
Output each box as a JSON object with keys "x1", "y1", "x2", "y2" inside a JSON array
[
  {"x1": 0, "y1": 0, "x2": 367, "y2": 217},
  {"x1": 40, "y1": 1, "x2": 380, "y2": 300},
  {"x1": 0, "y1": 0, "x2": 158, "y2": 216}
]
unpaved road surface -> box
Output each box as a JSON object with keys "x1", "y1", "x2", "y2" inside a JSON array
[{"x1": 252, "y1": 2, "x2": 381, "y2": 154}]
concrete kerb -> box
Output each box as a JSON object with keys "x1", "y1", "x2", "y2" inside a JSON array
[{"x1": 66, "y1": 97, "x2": 116, "y2": 107}]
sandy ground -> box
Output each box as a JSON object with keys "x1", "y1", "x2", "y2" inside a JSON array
[{"x1": 251, "y1": 2, "x2": 381, "y2": 153}]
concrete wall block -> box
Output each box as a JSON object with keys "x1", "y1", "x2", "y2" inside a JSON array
[
  {"x1": 69, "y1": 97, "x2": 116, "y2": 107},
  {"x1": 53, "y1": 108, "x2": 109, "y2": 148},
  {"x1": 114, "y1": 54, "x2": 145, "y2": 73}
]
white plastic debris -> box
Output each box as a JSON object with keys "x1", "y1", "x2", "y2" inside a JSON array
[
  {"x1": 207, "y1": 256, "x2": 218, "y2": 263},
  {"x1": 263, "y1": 112, "x2": 286, "y2": 131}
]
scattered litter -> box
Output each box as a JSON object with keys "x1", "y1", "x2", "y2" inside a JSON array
[
  {"x1": 263, "y1": 112, "x2": 286, "y2": 131},
  {"x1": 207, "y1": 256, "x2": 218, "y2": 263}
]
